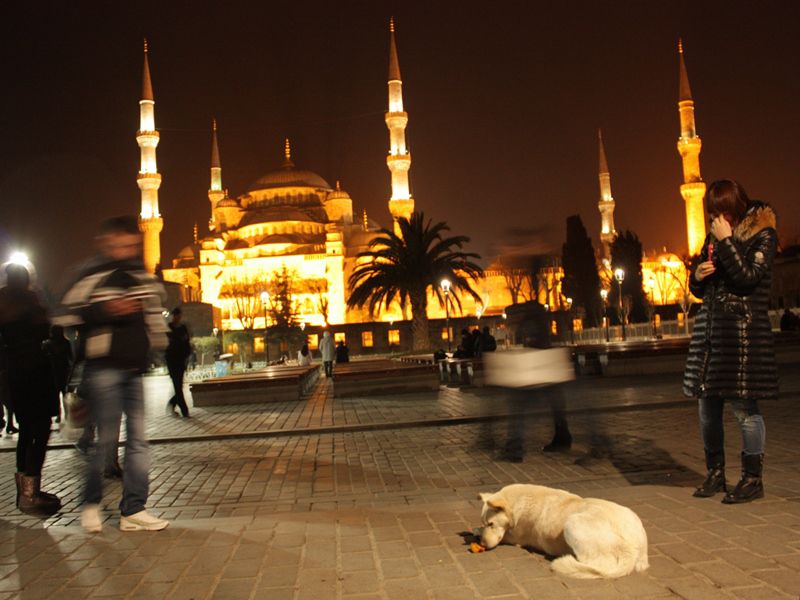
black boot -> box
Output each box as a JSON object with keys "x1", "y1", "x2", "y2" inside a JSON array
[
  {"x1": 543, "y1": 420, "x2": 572, "y2": 453},
  {"x1": 722, "y1": 453, "x2": 764, "y2": 504},
  {"x1": 694, "y1": 450, "x2": 727, "y2": 498}
]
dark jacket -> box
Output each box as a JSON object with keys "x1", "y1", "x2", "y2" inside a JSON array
[
  {"x1": 56, "y1": 257, "x2": 168, "y2": 373},
  {"x1": 0, "y1": 288, "x2": 59, "y2": 419},
  {"x1": 683, "y1": 202, "x2": 778, "y2": 403},
  {"x1": 166, "y1": 322, "x2": 192, "y2": 367},
  {"x1": 505, "y1": 301, "x2": 552, "y2": 349}
]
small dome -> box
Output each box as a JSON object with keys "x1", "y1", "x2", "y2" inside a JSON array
[
  {"x1": 217, "y1": 197, "x2": 239, "y2": 208},
  {"x1": 327, "y1": 180, "x2": 351, "y2": 200},
  {"x1": 177, "y1": 245, "x2": 196, "y2": 258}
]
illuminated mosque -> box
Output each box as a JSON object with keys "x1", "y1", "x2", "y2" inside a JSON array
[{"x1": 136, "y1": 23, "x2": 701, "y2": 334}]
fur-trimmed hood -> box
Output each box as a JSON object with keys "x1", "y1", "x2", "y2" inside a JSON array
[{"x1": 733, "y1": 201, "x2": 777, "y2": 242}]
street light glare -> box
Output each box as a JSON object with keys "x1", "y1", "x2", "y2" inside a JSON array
[
  {"x1": 614, "y1": 268, "x2": 625, "y2": 282},
  {"x1": 9, "y1": 251, "x2": 29, "y2": 265},
  {"x1": 440, "y1": 278, "x2": 451, "y2": 292},
  {"x1": 260, "y1": 291, "x2": 269, "y2": 302}
]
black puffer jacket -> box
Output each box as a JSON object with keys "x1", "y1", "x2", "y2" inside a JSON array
[{"x1": 683, "y1": 202, "x2": 778, "y2": 403}]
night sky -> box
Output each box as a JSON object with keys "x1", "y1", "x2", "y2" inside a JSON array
[{"x1": 2, "y1": 1, "x2": 798, "y2": 291}]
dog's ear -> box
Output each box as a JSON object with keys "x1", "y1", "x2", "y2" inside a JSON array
[{"x1": 479, "y1": 493, "x2": 508, "y2": 512}]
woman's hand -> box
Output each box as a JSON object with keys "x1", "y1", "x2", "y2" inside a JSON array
[
  {"x1": 710, "y1": 215, "x2": 733, "y2": 240},
  {"x1": 695, "y1": 261, "x2": 716, "y2": 282}
]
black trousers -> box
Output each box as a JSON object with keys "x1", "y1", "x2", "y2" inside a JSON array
[
  {"x1": 167, "y1": 362, "x2": 189, "y2": 416},
  {"x1": 16, "y1": 414, "x2": 52, "y2": 476}
]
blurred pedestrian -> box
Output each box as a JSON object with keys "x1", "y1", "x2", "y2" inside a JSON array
[
  {"x1": 297, "y1": 343, "x2": 312, "y2": 366},
  {"x1": 475, "y1": 326, "x2": 497, "y2": 358},
  {"x1": 320, "y1": 331, "x2": 334, "y2": 377},
  {"x1": 684, "y1": 180, "x2": 778, "y2": 504},
  {"x1": 43, "y1": 324, "x2": 73, "y2": 424},
  {"x1": 0, "y1": 261, "x2": 61, "y2": 515},
  {"x1": 165, "y1": 307, "x2": 191, "y2": 418},
  {"x1": 335, "y1": 339, "x2": 350, "y2": 364},
  {"x1": 58, "y1": 216, "x2": 170, "y2": 532}
]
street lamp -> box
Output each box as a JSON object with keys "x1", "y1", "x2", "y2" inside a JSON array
[
  {"x1": 565, "y1": 297, "x2": 574, "y2": 344},
  {"x1": 647, "y1": 277, "x2": 657, "y2": 338},
  {"x1": 440, "y1": 278, "x2": 452, "y2": 352},
  {"x1": 614, "y1": 268, "x2": 626, "y2": 341},
  {"x1": 600, "y1": 288, "x2": 610, "y2": 342},
  {"x1": 260, "y1": 291, "x2": 270, "y2": 365}
]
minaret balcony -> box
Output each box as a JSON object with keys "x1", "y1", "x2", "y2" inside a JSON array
[
  {"x1": 136, "y1": 131, "x2": 160, "y2": 146},
  {"x1": 386, "y1": 154, "x2": 411, "y2": 170},
  {"x1": 385, "y1": 112, "x2": 408, "y2": 128},
  {"x1": 137, "y1": 172, "x2": 162, "y2": 190}
]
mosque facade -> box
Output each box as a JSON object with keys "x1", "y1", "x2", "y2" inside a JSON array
[{"x1": 138, "y1": 27, "x2": 701, "y2": 338}]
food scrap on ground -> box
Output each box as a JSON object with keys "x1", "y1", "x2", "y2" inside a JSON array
[{"x1": 469, "y1": 542, "x2": 486, "y2": 553}]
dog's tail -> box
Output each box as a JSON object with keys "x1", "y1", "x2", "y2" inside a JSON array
[{"x1": 551, "y1": 544, "x2": 649, "y2": 579}]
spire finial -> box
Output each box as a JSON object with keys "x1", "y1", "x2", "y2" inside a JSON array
[
  {"x1": 141, "y1": 39, "x2": 154, "y2": 101},
  {"x1": 362, "y1": 209, "x2": 369, "y2": 231},
  {"x1": 193, "y1": 222, "x2": 198, "y2": 244},
  {"x1": 335, "y1": 180, "x2": 341, "y2": 191},
  {"x1": 678, "y1": 39, "x2": 693, "y2": 102},
  {"x1": 210, "y1": 117, "x2": 221, "y2": 168},
  {"x1": 282, "y1": 138, "x2": 295, "y2": 168},
  {"x1": 388, "y1": 17, "x2": 402, "y2": 81},
  {"x1": 598, "y1": 128, "x2": 609, "y2": 175},
  {"x1": 390, "y1": 16, "x2": 395, "y2": 33}
]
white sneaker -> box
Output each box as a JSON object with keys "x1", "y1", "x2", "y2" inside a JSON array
[
  {"x1": 81, "y1": 504, "x2": 103, "y2": 533},
  {"x1": 120, "y1": 510, "x2": 169, "y2": 531}
]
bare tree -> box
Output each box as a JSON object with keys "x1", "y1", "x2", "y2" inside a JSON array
[
  {"x1": 495, "y1": 257, "x2": 529, "y2": 305},
  {"x1": 218, "y1": 274, "x2": 265, "y2": 330},
  {"x1": 307, "y1": 278, "x2": 330, "y2": 326}
]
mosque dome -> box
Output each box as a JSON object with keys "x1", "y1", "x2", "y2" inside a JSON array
[
  {"x1": 249, "y1": 166, "x2": 331, "y2": 192},
  {"x1": 248, "y1": 139, "x2": 331, "y2": 192}
]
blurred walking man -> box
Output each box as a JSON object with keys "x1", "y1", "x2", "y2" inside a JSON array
[{"x1": 58, "y1": 216, "x2": 169, "y2": 532}]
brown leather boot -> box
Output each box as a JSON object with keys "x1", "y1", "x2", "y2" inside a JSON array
[{"x1": 18, "y1": 475, "x2": 61, "y2": 515}]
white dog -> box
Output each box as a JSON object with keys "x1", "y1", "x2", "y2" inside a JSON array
[{"x1": 478, "y1": 484, "x2": 649, "y2": 579}]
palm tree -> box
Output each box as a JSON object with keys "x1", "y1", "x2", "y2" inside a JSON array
[{"x1": 348, "y1": 212, "x2": 484, "y2": 351}]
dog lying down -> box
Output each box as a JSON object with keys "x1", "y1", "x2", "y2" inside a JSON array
[{"x1": 478, "y1": 484, "x2": 649, "y2": 579}]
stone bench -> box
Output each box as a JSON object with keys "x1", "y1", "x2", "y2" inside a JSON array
[
  {"x1": 330, "y1": 359, "x2": 440, "y2": 398},
  {"x1": 189, "y1": 364, "x2": 320, "y2": 406}
]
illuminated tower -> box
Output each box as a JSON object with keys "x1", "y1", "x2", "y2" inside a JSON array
[
  {"x1": 597, "y1": 129, "x2": 617, "y2": 259},
  {"x1": 676, "y1": 39, "x2": 706, "y2": 256},
  {"x1": 208, "y1": 118, "x2": 224, "y2": 231},
  {"x1": 385, "y1": 17, "x2": 414, "y2": 235},
  {"x1": 137, "y1": 39, "x2": 163, "y2": 273}
]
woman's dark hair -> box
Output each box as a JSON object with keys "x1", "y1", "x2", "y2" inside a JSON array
[
  {"x1": 300, "y1": 343, "x2": 309, "y2": 356},
  {"x1": 705, "y1": 180, "x2": 750, "y2": 224}
]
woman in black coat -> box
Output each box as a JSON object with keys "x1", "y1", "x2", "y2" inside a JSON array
[
  {"x1": 683, "y1": 180, "x2": 777, "y2": 504},
  {"x1": 0, "y1": 263, "x2": 61, "y2": 514}
]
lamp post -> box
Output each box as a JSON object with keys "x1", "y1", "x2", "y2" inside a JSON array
[
  {"x1": 260, "y1": 291, "x2": 270, "y2": 365},
  {"x1": 600, "y1": 288, "x2": 610, "y2": 342},
  {"x1": 614, "y1": 268, "x2": 626, "y2": 341},
  {"x1": 440, "y1": 278, "x2": 451, "y2": 352},
  {"x1": 647, "y1": 277, "x2": 657, "y2": 338},
  {"x1": 565, "y1": 296, "x2": 574, "y2": 344}
]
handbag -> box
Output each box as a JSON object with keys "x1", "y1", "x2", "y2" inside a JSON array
[
  {"x1": 62, "y1": 361, "x2": 90, "y2": 433},
  {"x1": 483, "y1": 347, "x2": 575, "y2": 389}
]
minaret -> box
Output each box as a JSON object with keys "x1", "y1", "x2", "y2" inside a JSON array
[
  {"x1": 676, "y1": 39, "x2": 707, "y2": 256},
  {"x1": 137, "y1": 39, "x2": 163, "y2": 274},
  {"x1": 597, "y1": 129, "x2": 617, "y2": 259},
  {"x1": 208, "y1": 118, "x2": 224, "y2": 231},
  {"x1": 385, "y1": 17, "x2": 414, "y2": 235}
]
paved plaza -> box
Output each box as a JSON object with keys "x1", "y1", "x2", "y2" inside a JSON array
[{"x1": 0, "y1": 371, "x2": 799, "y2": 599}]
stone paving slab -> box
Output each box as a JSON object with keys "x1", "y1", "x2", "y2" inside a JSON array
[
  {"x1": 0, "y1": 372, "x2": 711, "y2": 451},
  {"x1": 0, "y1": 373, "x2": 798, "y2": 598}
]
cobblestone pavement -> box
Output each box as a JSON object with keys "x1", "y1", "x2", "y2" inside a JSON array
[{"x1": 0, "y1": 373, "x2": 799, "y2": 598}]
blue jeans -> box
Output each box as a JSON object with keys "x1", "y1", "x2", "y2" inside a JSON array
[
  {"x1": 699, "y1": 396, "x2": 765, "y2": 461},
  {"x1": 83, "y1": 365, "x2": 149, "y2": 516}
]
